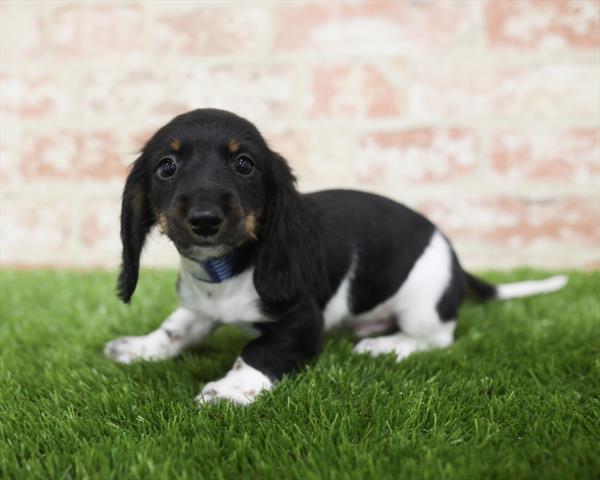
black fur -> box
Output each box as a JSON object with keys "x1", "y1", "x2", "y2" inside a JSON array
[
  {"x1": 464, "y1": 272, "x2": 498, "y2": 300},
  {"x1": 436, "y1": 249, "x2": 468, "y2": 321},
  {"x1": 117, "y1": 108, "x2": 495, "y2": 381},
  {"x1": 243, "y1": 297, "x2": 324, "y2": 379},
  {"x1": 118, "y1": 155, "x2": 156, "y2": 303},
  {"x1": 253, "y1": 153, "x2": 327, "y2": 310}
]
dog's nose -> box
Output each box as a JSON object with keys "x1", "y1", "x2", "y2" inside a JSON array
[{"x1": 187, "y1": 206, "x2": 224, "y2": 237}]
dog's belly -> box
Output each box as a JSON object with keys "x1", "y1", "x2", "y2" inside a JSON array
[{"x1": 179, "y1": 268, "x2": 267, "y2": 324}]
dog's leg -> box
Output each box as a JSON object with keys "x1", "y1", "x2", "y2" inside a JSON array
[
  {"x1": 196, "y1": 298, "x2": 323, "y2": 406},
  {"x1": 355, "y1": 230, "x2": 460, "y2": 362},
  {"x1": 104, "y1": 307, "x2": 215, "y2": 364},
  {"x1": 195, "y1": 357, "x2": 273, "y2": 406},
  {"x1": 353, "y1": 318, "x2": 456, "y2": 362}
]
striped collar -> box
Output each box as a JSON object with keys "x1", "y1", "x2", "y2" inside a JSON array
[{"x1": 181, "y1": 249, "x2": 242, "y2": 283}]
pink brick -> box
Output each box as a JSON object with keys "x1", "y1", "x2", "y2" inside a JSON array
[
  {"x1": 274, "y1": 2, "x2": 471, "y2": 55},
  {"x1": 83, "y1": 65, "x2": 298, "y2": 124},
  {"x1": 0, "y1": 200, "x2": 71, "y2": 254},
  {"x1": 265, "y1": 127, "x2": 359, "y2": 187},
  {"x1": 265, "y1": 129, "x2": 317, "y2": 179},
  {"x1": 490, "y1": 130, "x2": 600, "y2": 183},
  {"x1": 0, "y1": 116, "x2": 21, "y2": 187},
  {"x1": 154, "y1": 6, "x2": 270, "y2": 55},
  {"x1": 82, "y1": 70, "x2": 163, "y2": 117},
  {"x1": 404, "y1": 57, "x2": 599, "y2": 120},
  {"x1": 404, "y1": 60, "x2": 492, "y2": 120},
  {"x1": 21, "y1": 131, "x2": 129, "y2": 181},
  {"x1": 265, "y1": 130, "x2": 310, "y2": 165},
  {"x1": 357, "y1": 129, "x2": 479, "y2": 184},
  {"x1": 0, "y1": 142, "x2": 16, "y2": 187},
  {"x1": 486, "y1": 0, "x2": 600, "y2": 50},
  {"x1": 0, "y1": 71, "x2": 65, "y2": 119},
  {"x1": 80, "y1": 199, "x2": 120, "y2": 252},
  {"x1": 308, "y1": 64, "x2": 401, "y2": 119},
  {"x1": 491, "y1": 62, "x2": 599, "y2": 118},
  {"x1": 50, "y1": 4, "x2": 144, "y2": 58},
  {"x1": 0, "y1": 4, "x2": 47, "y2": 61},
  {"x1": 420, "y1": 196, "x2": 599, "y2": 246},
  {"x1": 129, "y1": 127, "x2": 160, "y2": 152},
  {"x1": 207, "y1": 65, "x2": 299, "y2": 121}
]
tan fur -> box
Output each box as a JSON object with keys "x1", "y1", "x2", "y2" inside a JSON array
[
  {"x1": 244, "y1": 213, "x2": 257, "y2": 240},
  {"x1": 130, "y1": 184, "x2": 145, "y2": 212},
  {"x1": 170, "y1": 139, "x2": 181, "y2": 152},
  {"x1": 228, "y1": 139, "x2": 240, "y2": 153},
  {"x1": 158, "y1": 213, "x2": 169, "y2": 234}
]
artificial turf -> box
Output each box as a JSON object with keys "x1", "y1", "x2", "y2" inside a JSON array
[{"x1": 0, "y1": 269, "x2": 598, "y2": 479}]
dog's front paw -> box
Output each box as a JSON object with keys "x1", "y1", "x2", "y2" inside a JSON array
[
  {"x1": 104, "y1": 331, "x2": 177, "y2": 364},
  {"x1": 194, "y1": 358, "x2": 273, "y2": 406}
]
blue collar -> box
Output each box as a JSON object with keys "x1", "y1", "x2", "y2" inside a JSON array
[{"x1": 181, "y1": 249, "x2": 243, "y2": 283}]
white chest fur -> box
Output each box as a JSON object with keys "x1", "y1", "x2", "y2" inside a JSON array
[{"x1": 178, "y1": 262, "x2": 266, "y2": 324}]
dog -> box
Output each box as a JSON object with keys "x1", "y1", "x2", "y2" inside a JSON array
[{"x1": 104, "y1": 108, "x2": 568, "y2": 405}]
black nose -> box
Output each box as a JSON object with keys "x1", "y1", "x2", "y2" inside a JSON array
[{"x1": 187, "y1": 206, "x2": 224, "y2": 237}]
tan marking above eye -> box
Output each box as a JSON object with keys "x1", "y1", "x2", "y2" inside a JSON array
[
  {"x1": 228, "y1": 139, "x2": 240, "y2": 153},
  {"x1": 170, "y1": 139, "x2": 181, "y2": 152}
]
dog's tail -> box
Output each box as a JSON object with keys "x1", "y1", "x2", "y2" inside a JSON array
[{"x1": 464, "y1": 272, "x2": 568, "y2": 301}]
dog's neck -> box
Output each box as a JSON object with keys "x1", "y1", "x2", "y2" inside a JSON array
[{"x1": 179, "y1": 246, "x2": 244, "y2": 283}]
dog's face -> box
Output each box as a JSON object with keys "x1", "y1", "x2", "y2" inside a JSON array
[
  {"x1": 118, "y1": 108, "x2": 324, "y2": 306},
  {"x1": 142, "y1": 109, "x2": 267, "y2": 252}
]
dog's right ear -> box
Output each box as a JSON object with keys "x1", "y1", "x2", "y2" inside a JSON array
[{"x1": 117, "y1": 155, "x2": 156, "y2": 303}]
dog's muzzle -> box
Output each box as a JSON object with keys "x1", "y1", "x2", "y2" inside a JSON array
[{"x1": 187, "y1": 205, "x2": 224, "y2": 238}]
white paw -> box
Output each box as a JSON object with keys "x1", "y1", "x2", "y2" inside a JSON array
[
  {"x1": 195, "y1": 358, "x2": 272, "y2": 406},
  {"x1": 104, "y1": 331, "x2": 177, "y2": 364},
  {"x1": 353, "y1": 335, "x2": 425, "y2": 362}
]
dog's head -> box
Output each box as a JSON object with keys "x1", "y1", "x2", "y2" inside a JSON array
[{"x1": 118, "y1": 109, "x2": 323, "y2": 306}]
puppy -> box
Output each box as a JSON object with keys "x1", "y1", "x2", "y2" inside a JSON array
[{"x1": 105, "y1": 109, "x2": 568, "y2": 405}]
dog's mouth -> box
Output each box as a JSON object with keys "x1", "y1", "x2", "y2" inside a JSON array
[
  {"x1": 189, "y1": 235, "x2": 221, "y2": 247},
  {"x1": 176, "y1": 242, "x2": 232, "y2": 261}
]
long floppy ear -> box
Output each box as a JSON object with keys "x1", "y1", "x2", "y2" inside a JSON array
[
  {"x1": 254, "y1": 152, "x2": 326, "y2": 309},
  {"x1": 117, "y1": 155, "x2": 156, "y2": 303}
]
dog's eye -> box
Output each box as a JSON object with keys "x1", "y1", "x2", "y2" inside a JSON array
[
  {"x1": 234, "y1": 154, "x2": 254, "y2": 175},
  {"x1": 157, "y1": 156, "x2": 178, "y2": 180}
]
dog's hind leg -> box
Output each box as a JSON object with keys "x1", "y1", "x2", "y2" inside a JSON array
[
  {"x1": 353, "y1": 316, "x2": 456, "y2": 362},
  {"x1": 353, "y1": 230, "x2": 461, "y2": 362}
]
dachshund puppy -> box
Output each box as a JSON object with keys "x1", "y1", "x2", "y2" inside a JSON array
[{"x1": 105, "y1": 109, "x2": 567, "y2": 405}]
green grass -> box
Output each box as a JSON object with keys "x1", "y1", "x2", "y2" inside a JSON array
[{"x1": 1, "y1": 269, "x2": 599, "y2": 479}]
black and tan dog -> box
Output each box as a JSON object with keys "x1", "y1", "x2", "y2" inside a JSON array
[{"x1": 105, "y1": 109, "x2": 567, "y2": 405}]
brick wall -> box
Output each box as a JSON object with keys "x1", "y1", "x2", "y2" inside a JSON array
[{"x1": 1, "y1": 0, "x2": 599, "y2": 270}]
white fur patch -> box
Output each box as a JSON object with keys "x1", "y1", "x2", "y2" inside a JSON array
[
  {"x1": 195, "y1": 358, "x2": 273, "y2": 406},
  {"x1": 178, "y1": 260, "x2": 267, "y2": 325},
  {"x1": 353, "y1": 322, "x2": 456, "y2": 362},
  {"x1": 104, "y1": 330, "x2": 175, "y2": 364},
  {"x1": 323, "y1": 255, "x2": 356, "y2": 330},
  {"x1": 104, "y1": 307, "x2": 214, "y2": 363},
  {"x1": 351, "y1": 231, "x2": 457, "y2": 361},
  {"x1": 496, "y1": 275, "x2": 568, "y2": 300},
  {"x1": 351, "y1": 231, "x2": 453, "y2": 338},
  {"x1": 354, "y1": 333, "x2": 430, "y2": 361}
]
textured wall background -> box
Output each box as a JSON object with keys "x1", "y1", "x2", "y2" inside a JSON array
[{"x1": 1, "y1": 0, "x2": 599, "y2": 270}]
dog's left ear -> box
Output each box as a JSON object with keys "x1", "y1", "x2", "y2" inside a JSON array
[
  {"x1": 117, "y1": 155, "x2": 156, "y2": 303},
  {"x1": 254, "y1": 152, "x2": 325, "y2": 309}
]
